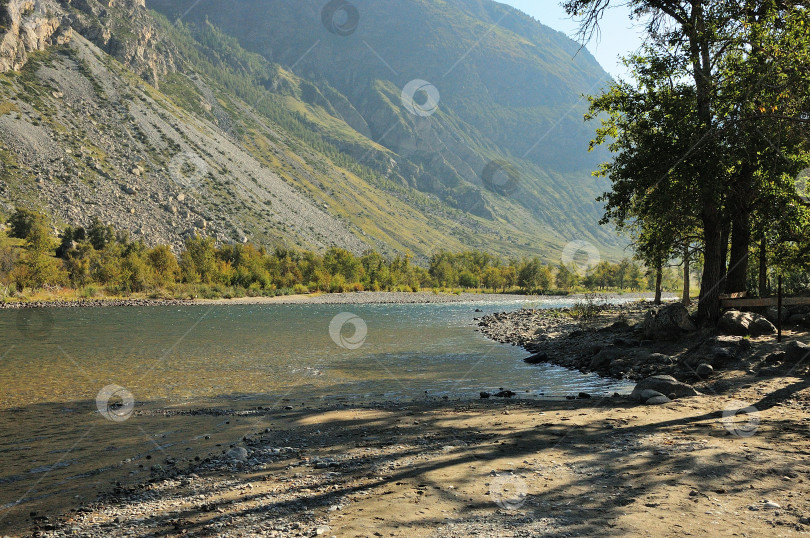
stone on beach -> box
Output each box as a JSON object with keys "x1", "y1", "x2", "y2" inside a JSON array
[
  {"x1": 227, "y1": 447, "x2": 248, "y2": 462},
  {"x1": 718, "y1": 310, "x2": 776, "y2": 336},
  {"x1": 630, "y1": 375, "x2": 699, "y2": 402},
  {"x1": 786, "y1": 341, "x2": 810, "y2": 362},
  {"x1": 642, "y1": 303, "x2": 697, "y2": 340}
]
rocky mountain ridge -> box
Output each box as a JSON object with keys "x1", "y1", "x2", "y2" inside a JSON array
[{"x1": 0, "y1": 0, "x2": 71, "y2": 72}]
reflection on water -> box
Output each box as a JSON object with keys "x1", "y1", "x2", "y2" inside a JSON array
[{"x1": 0, "y1": 300, "x2": 632, "y2": 408}]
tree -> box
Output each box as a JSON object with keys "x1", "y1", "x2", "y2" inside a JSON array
[
  {"x1": 180, "y1": 235, "x2": 217, "y2": 283},
  {"x1": 518, "y1": 259, "x2": 552, "y2": 293},
  {"x1": 8, "y1": 207, "x2": 48, "y2": 240},
  {"x1": 555, "y1": 263, "x2": 579, "y2": 291},
  {"x1": 147, "y1": 245, "x2": 180, "y2": 287},
  {"x1": 87, "y1": 217, "x2": 115, "y2": 251},
  {"x1": 571, "y1": 0, "x2": 810, "y2": 323},
  {"x1": 483, "y1": 266, "x2": 504, "y2": 291},
  {"x1": 14, "y1": 221, "x2": 66, "y2": 290}
]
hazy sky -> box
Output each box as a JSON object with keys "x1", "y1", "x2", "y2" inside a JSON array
[{"x1": 501, "y1": 1, "x2": 645, "y2": 78}]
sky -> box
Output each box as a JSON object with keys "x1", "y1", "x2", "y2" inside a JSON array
[{"x1": 501, "y1": 1, "x2": 645, "y2": 78}]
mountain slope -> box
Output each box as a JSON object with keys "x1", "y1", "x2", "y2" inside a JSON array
[
  {"x1": 0, "y1": 0, "x2": 624, "y2": 261},
  {"x1": 148, "y1": 0, "x2": 623, "y2": 256}
]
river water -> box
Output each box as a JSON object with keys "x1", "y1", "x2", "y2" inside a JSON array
[
  {"x1": 0, "y1": 298, "x2": 634, "y2": 529},
  {"x1": 0, "y1": 299, "x2": 632, "y2": 408}
]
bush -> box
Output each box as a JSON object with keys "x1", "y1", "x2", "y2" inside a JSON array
[
  {"x1": 8, "y1": 207, "x2": 47, "y2": 240},
  {"x1": 293, "y1": 283, "x2": 309, "y2": 294}
]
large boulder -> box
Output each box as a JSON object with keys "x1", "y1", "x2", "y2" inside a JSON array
[
  {"x1": 785, "y1": 341, "x2": 810, "y2": 363},
  {"x1": 589, "y1": 346, "x2": 623, "y2": 371},
  {"x1": 718, "y1": 311, "x2": 776, "y2": 337},
  {"x1": 718, "y1": 311, "x2": 752, "y2": 335},
  {"x1": 630, "y1": 375, "x2": 700, "y2": 402},
  {"x1": 643, "y1": 303, "x2": 697, "y2": 340},
  {"x1": 750, "y1": 316, "x2": 777, "y2": 336}
]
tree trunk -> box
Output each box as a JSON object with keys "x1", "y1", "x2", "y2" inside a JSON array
[
  {"x1": 759, "y1": 236, "x2": 768, "y2": 297},
  {"x1": 697, "y1": 208, "x2": 725, "y2": 325},
  {"x1": 719, "y1": 218, "x2": 730, "y2": 294},
  {"x1": 682, "y1": 245, "x2": 691, "y2": 306},
  {"x1": 654, "y1": 262, "x2": 663, "y2": 305},
  {"x1": 690, "y1": 2, "x2": 724, "y2": 325},
  {"x1": 725, "y1": 207, "x2": 751, "y2": 294}
]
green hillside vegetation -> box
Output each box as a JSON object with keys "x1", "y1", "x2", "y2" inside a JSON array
[{"x1": 0, "y1": 209, "x2": 666, "y2": 301}]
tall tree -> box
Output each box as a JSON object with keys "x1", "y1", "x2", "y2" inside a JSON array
[{"x1": 568, "y1": 0, "x2": 810, "y2": 323}]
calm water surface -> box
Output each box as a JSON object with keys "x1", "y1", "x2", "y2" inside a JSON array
[
  {"x1": 0, "y1": 299, "x2": 633, "y2": 408},
  {"x1": 0, "y1": 298, "x2": 637, "y2": 527}
]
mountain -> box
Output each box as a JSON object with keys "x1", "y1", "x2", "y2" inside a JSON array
[{"x1": 0, "y1": 0, "x2": 623, "y2": 261}]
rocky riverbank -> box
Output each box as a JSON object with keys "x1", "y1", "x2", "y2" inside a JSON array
[
  {"x1": 476, "y1": 301, "x2": 810, "y2": 385},
  {"x1": 0, "y1": 291, "x2": 660, "y2": 308},
  {"x1": 0, "y1": 298, "x2": 194, "y2": 309}
]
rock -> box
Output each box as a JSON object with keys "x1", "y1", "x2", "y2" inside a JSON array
[
  {"x1": 766, "y1": 306, "x2": 790, "y2": 324},
  {"x1": 122, "y1": 184, "x2": 137, "y2": 195},
  {"x1": 718, "y1": 311, "x2": 753, "y2": 336},
  {"x1": 194, "y1": 218, "x2": 206, "y2": 229},
  {"x1": 176, "y1": 193, "x2": 186, "y2": 203},
  {"x1": 316, "y1": 526, "x2": 331, "y2": 536},
  {"x1": 648, "y1": 353, "x2": 674, "y2": 365},
  {"x1": 696, "y1": 363, "x2": 714, "y2": 377},
  {"x1": 479, "y1": 392, "x2": 490, "y2": 399},
  {"x1": 0, "y1": 0, "x2": 71, "y2": 72},
  {"x1": 524, "y1": 352, "x2": 548, "y2": 364},
  {"x1": 590, "y1": 346, "x2": 622, "y2": 370},
  {"x1": 788, "y1": 314, "x2": 805, "y2": 325},
  {"x1": 785, "y1": 341, "x2": 810, "y2": 363},
  {"x1": 749, "y1": 316, "x2": 776, "y2": 336},
  {"x1": 643, "y1": 303, "x2": 696, "y2": 340},
  {"x1": 645, "y1": 395, "x2": 671, "y2": 405},
  {"x1": 764, "y1": 351, "x2": 786, "y2": 364},
  {"x1": 226, "y1": 447, "x2": 248, "y2": 462},
  {"x1": 630, "y1": 375, "x2": 699, "y2": 402},
  {"x1": 493, "y1": 390, "x2": 515, "y2": 398},
  {"x1": 764, "y1": 500, "x2": 781, "y2": 509},
  {"x1": 639, "y1": 389, "x2": 666, "y2": 401},
  {"x1": 577, "y1": 392, "x2": 591, "y2": 399},
  {"x1": 718, "y1": 310, "x2": 775, "y2": 336}
]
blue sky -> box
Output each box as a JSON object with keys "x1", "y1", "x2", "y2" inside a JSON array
[{"x1": 501, "y1": 1, "x2": 645, "y2": 78}]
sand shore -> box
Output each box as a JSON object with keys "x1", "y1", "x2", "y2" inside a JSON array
[{"x1": 8, "y1": 366, "x2": 809, "y2": 537}]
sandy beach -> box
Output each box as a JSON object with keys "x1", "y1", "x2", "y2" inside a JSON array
[{"x1": 12, "y1": 369, "x2": 810, "y2": 537}]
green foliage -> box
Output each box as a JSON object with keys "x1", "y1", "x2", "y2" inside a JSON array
[
  {"x1": 0, "y1": 219, "x2": 660, "y2": 298},
  {"x1": 8, "y1": 207, "x2": 47, "y2": 240},
  {"x1": 578, "y1": 0, "x2": 810, "y2": 319}
]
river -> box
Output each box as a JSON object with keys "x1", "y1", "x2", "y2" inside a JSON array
[{"x1": 0, "y1": 297, "x2": 634, "y2": 530}]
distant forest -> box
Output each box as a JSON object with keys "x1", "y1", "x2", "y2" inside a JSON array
[{"x1": 0, "y1": 208, "x2": 680, "y2": 300}]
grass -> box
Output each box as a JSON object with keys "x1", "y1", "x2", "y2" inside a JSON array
[{"x1": 0, "y1": 101, "x2": 19, "y2": 116}]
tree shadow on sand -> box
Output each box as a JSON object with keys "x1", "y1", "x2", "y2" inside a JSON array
[{"x1": 7, "y1": 375, "x2": 810, "y2": 536}]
